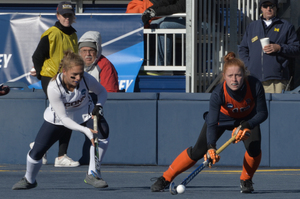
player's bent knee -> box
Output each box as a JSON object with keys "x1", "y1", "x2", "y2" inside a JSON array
[{"x1": 187, "y1": 147, "x2": 203, "y2": 161}]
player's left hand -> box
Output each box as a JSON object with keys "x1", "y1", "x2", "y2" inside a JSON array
[
  {"x1": 90, "y1": 137, "x2": 95, "y2": 146},
  {"x1": 232, "y1": 127, "x2": 250, "y2": 144},
  {"x1": 92, "y1": 105, "x2": 104, "y2": 119},
  {"x1": 232, "y1": 121, "x2": 251, "y2": 143},
  {"x1": 0, "y1": 85, "x2": 10, "y2": 96},
  {"x1": 141, "y1": 8, "x2": 156, "y2": 25},
  {"x1": 263, "y1": 44, "x2": 281, "y2": 54},
  {"x1": 204, "y1": 148, "x2": 220, "y2": 168},
  {"x1": 89, "y1": 128, "x2": 98, "y2": 146}
]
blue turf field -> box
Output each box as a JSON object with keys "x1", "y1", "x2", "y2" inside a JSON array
[{"x1": 2, "y1": 164, "x2": 300, "y2": 199}]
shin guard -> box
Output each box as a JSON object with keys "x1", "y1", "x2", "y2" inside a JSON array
[
  {"x1": 163, "y1": 148, "x2": 196, "y2": 182},
  {"x1": 240, "y1": 151, "x2": 262, "y2": 181},
  {"x1": 25, "y1": 151, "x2": 42, "y2": 184}
]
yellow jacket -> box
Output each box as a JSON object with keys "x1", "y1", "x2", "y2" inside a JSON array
[{"x1": 40, "y1": 26, "x2": 78, "y2": 77}]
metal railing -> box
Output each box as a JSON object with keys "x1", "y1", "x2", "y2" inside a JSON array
[
  {"x1": 141, "y1": 0, "x2": 296, "y2": 92},
  {"x1": 186, "y1": 0, "x2": 260, "y2": 92},
  {"x1": 142, "y1": 13, "x2": 186, "y2": 72},
  {"x1": 141, "y1": 1, "x2": 260, "y2": 91}
]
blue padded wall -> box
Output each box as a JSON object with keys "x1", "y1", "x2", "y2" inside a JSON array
[
  {"x1": 135, "y1": 76, "x2": 186, "y2": 93},
  {"x1": 269, "y1": 94, "x2": 300, "y2": 167},
  {"x1": 100, "y1": 93, "x2": 158, "y2": 165},
  {"x1": 0, "y1": 83, "x2": 47, "y2": 164},
  {"x1": 157, "y1": 93, "x2": 210, "y2": 165},
  {"x1": 0, "y1": 89, "x2": 295, "y2": 168}
]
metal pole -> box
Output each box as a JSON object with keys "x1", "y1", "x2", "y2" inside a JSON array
[
  {"x1": 185, "y1": 0, "x2": 197, "y2": 93},
  {"x1": 73, "y1": 0, "x2": 83, "y2": 13},
  {"x1": 290, "y1": 0, "x2": 300, "y2": 88},
  {"x1": 229, "y1": 0, "x2": 238, "y2": 53}
]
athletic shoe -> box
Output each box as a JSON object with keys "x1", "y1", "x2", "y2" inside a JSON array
[
  {"x1": 42, "y1": 153, "x2": 47, "y2": 165},
  {"x1": 150, "y1": 176, "x2": 170, "y2": 192},
  {"x1": 240, "y1": 179, "x2": 254, "y2": 193},
  {"x1": 12, "y1": 177, "x2": 37, "y2": 190},
  {"x1": 29, "y1": 142, "x2": 47, "y2": 165},
  {"x1": 54, "y1": 154, "x2": 80, "y2": 167},
  {"x1": 84, "y1": 173, "x2": 108, "y2": 188}
]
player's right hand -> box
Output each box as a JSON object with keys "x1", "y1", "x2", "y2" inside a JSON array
[
  {"x1": 204, "y1": 148, "x2": 220, "y2": 167},
  {"x1": 92, "y1": 105, "x2": 104, "y2": 119}
]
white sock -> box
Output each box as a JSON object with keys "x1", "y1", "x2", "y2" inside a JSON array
[
  {"x1": 88, "y1": 138, "x2": 109, "y2": 176},
  {"x1": 25, "y1": 151, "x2": 42, "y2": 184}
]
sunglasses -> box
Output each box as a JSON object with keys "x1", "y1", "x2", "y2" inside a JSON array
[
  {"x1": 262, "y1": 4, "x2": 276, "y2": 9},
  {"x1": 62, "y1": 13, "x2": 74, "y2": 18}
]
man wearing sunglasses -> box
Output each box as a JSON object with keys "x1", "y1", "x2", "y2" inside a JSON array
[{"x1": 239, "y1": 0, "x2": 300, "y2": 93}]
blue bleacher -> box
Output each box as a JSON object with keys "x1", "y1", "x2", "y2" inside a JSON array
[{"x1": 0, "y1": 3, "x2": 127, "y2": 13}]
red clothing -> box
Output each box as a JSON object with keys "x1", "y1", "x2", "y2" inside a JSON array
[
  {"x1": 126, "y1": 0, "x2": 153, "y2": 13},
  {"x1": 126, "y1": 0, "x2": 159, "y2": 27},
  {"x1": 98, "y1": 55, "x2": 119, "y2": 92}
]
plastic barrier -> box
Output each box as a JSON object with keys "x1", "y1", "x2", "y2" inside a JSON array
[
  {"x1": 2, "y1": 90, "x2": 299, "y2": 168},
  {"x1": 269, "y1": 94, "x2": 300, "y2": 167},
  {"x1": 0, "y1": 82, "x2": 47, "y2": 164}
]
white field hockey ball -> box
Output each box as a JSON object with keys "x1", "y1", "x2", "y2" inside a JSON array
[{"x1": 176, "y1": 184, "x2": 186, "y2": 194}]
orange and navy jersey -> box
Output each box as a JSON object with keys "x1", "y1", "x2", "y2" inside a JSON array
[
  {"x1": 206, "y1": 76, "x2": 268, "y2": 147},
  {"x1": 220, "y1": 80, "x2": 255, "y2": 118}
]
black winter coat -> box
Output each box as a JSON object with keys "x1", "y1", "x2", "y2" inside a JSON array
[
  {"x1": 238, "y1": 17, "x2": 300, "y2": 82},
  {"x1": 150, "y1": 0, "x2": 185, "y2": 16}
]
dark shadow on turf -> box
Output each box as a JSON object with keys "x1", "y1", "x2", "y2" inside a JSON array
[
  {"x1": 253, "y1": 190, "x2": 300, "y2": 194},
  {"x1": 39, "y1": 186, "x2": 152, "y2": 192},
  {"x1": 185, "y1": 185, "x2": 237, "y2": 189}
]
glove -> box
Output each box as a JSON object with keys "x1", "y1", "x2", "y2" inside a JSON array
[
  {"x1": 141, "y1": 8, "x2": 156, "y2": 25},
  {"x1": 0, "y1": 85, "x2": 10, "y2": 96},
  {"x1": 92, "y1": 105, "x2": 104, "y2": 119},
  {"x1": 204, "y1": 148, "x2": 220, "y2": 168},
  {"x1": 232, "y1": 126, "x2": 251, "y2": 144}
]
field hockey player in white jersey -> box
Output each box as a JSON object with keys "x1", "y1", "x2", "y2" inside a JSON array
[{"x1": 12, "y1": 50, "x2": 109, "y2": 190}]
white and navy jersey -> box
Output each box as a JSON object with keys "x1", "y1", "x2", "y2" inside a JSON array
[{"x1": 44, "y1": 72, "x2": 107, "y2": 140}]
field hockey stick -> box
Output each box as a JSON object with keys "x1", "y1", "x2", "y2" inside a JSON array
[
  {"x1": 283, "y1": 76, "x2": 293, "y2": 93},
  {"x1": 91, "y1": 116, "x2": 101, "y2": 178},
  {"x1": 169, "y1": 125, "x2": 241, "y2": 195}
]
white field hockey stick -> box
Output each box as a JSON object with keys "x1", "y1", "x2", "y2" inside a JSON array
[
  {"x1": 91, "y1": 116, "x2": 101, "y2": 178},
  {"x1": 169, "y1": 125, "x2": 242, "y2": 195}
]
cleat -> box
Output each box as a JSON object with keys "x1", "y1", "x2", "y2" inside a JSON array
[
  {"x1": 151, "y1": 176, "x2": 170, "y2": 192},
  {"x1": 12, "y1": 177, "x2": 37, "y2": 190},
  {"x1": 54, "y1": 154, "x2": 79, "y2": 167},
  {"x1": 84, "y1": 173, "x2": 108, "y2": 188},
  {"x1": 240, "y1": 179, "x2": 254, "y2": 193}
]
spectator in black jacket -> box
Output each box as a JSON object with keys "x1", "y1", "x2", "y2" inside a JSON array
[
  {"x1": 238, "y1": 0, "x2": 300, "y2": 93},
  {"x1": 142, "y1": 0, "x2": 186, "y2": 66}
]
